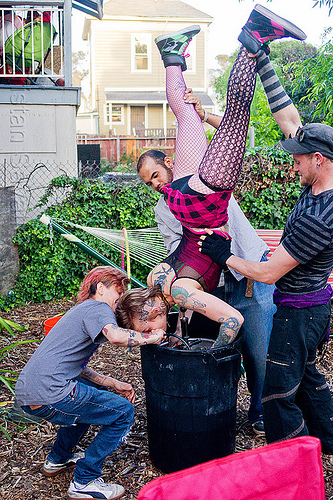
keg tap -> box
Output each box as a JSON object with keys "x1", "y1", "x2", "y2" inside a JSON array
[{"x1": 179, "y1": 307, "x2": 189, "y2": 342}]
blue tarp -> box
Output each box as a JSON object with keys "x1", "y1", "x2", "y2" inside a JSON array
[{"x1": 72, "y1": 0, "x2": 103, "y2": 19}]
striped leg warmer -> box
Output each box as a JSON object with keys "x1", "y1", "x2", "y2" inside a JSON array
[{"x1": 257, "y1": 52, "x2": 292, "y2": 113}]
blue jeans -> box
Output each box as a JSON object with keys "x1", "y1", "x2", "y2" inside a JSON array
[
  {"x1": 262, "y1": 303, "x2": 333, "y2": 453},
  {"x1": 220, "y1": 269, "x2": 276, "y2": 423},
  {"x1": 22, "y1": 380, "x2": 134, "y2": 484}
]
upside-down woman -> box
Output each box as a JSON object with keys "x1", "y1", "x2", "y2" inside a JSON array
[{"x1": 139, "y1": 6, "x2": 305, "y2": 346}]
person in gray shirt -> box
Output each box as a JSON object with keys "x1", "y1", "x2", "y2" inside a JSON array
[
  {"x1": 200, "y1": 123, "x2": 333, "y2": 454},
  {"x1": 15, "y1": 266, "x2": 166, "y2": 500}
]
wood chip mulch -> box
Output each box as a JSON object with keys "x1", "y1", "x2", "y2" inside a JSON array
[{"x1": 1, "y1": 299, "x2": 332, "y2": 499}]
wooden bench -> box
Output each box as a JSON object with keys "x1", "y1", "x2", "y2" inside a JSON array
[{"x1": 255, "y1": 229, "x2": 333, "y2": 286}]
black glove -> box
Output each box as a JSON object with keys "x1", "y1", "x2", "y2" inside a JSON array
[{"x1": 200, "y1": 232, "x2": 233, "y2": 267}]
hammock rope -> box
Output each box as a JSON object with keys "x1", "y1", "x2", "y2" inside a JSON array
[
  {"x1": 50, "y1": 218, "x2": 167, "y2": 270},
  {"x1": 39, "y1": 215, "x2": 145, "y2": 288}
]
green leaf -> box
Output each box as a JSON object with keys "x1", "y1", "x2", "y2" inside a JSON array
[
  {"x1": 0, "y1": 317, "x2": 15, "y2": 337},
  {"x1": 0, "y1": 423, "x2": 11, "y2": 441},
  {"x1": 1, "y1": 318, "x2": 29, "y2": 332},
  {"x1": 0, "y1": 375, "x2": 15, "y2": 394}
]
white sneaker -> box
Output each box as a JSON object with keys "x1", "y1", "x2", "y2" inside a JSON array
[
  {"x1": 43, "y1": 451, "x2": 85, "y2": 477},
  {"x1": 67, "y1": 477, "x2": 125, "y2": 500}
]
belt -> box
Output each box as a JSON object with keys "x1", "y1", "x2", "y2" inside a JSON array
[{"x1": 245, "y1": 278, "x2": 254, "y2": 297}]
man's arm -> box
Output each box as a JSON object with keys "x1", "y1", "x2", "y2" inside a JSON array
[
  {"x1": 200, "y1": 233, "x2": 299, "y2": 284},
  {"x1": 184, "y1": 88, "x2": 222, "y2": 129},
  {"x1": 155, "y1": 197, "x2": 183, "y2": 255},
  {"x1": 226, "y1": 244, "x2": 299, "y2": 284},
  {"x1": 272, "y1": 103, "x2": 302, "y2": 139},
  {"x1": 80, "y1": 367, "x2": 135, "y2": 403},
  {"x1": 102, "y1": 323, "x2": 166, "y2": 348}
]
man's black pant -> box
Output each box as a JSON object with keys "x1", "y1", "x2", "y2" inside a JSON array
[{"x1": 262, "y1": 302, "x2": 333, "y2": 454}]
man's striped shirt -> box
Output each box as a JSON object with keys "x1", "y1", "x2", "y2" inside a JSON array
[{"x1": 276, "y1": 186, "x2": 333, "y2": 294}]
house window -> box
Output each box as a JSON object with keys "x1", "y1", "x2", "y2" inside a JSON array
[
  {"x1": 131, "y1": 34, "x2": 151, "y2": 72},
  {"x1": 106, "y1": 103, "x2": 124, "y2": 124}
]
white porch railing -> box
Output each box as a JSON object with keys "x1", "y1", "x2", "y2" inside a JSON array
[{"x1": 0, "y1": 0, "x2": 71, "y2": 85}]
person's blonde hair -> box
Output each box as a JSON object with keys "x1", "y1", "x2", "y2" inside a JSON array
[
  {"x1": 77, "y1": 266, "x2": 130, "y2": 303},
  {"x1": 115, "y1": 285, "x2": 169, "y2": 329}
]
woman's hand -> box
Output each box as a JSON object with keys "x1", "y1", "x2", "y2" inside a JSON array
[{"x1": 147, "y1": 329, "x2": 167, "y2": 345}]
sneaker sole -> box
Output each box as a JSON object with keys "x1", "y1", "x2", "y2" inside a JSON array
[
  {"x1": 253, "y1": 430, "x2": 266, "y2": 437},
  {"x1": 67, "y1": 488, "x2": 125, "y2": 500},
  {"x1": 43, "y1": 462, "x2": 77, "y2": 477},
  {"x1": 254, "y1": 4, "x2": 306, "y2": 41},
  {"x1": 155, "y1": 25, "x2": 200, "y2": 44},
  {"x1": 252, "y1": 426, "x2": 266, "y2": 437}
]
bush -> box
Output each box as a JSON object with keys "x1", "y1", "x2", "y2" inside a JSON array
[
  {"x1": 101, "y1": 153, "x2": 137, "y2": 174},
  {"x1": 234, "y1": 146, "x2": 302, "y2": 229}
]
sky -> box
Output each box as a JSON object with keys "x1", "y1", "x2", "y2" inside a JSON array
[
  {"x1": 72, "y1": 0, "x2": 332, "y2": 69},
  {"x1": 184, "y1": 0, "x2": 332, "y2": 68}
]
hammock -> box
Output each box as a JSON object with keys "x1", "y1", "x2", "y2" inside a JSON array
[{"x1": 46, "y1": 217, "x2": 167, "y2": 270}]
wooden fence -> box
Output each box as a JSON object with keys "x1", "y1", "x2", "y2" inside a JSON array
[{"x1": 77, "y1": 135, "x2": 177, "y2": 162}]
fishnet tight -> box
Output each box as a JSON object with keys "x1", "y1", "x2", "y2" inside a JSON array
[
  {"x1": 166, "y1": 66, "x2": 208, "y2": 182},
  {"x1": 166, "y1": 47, "x2": 257, "y2": 192},
  {"x1": 198, "y1": 47, "x2": 257, "y2": 190}
]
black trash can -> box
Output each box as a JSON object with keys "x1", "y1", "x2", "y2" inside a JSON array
[{"x1": 141, "y1": 337, "x2": 242, "y2": 473}]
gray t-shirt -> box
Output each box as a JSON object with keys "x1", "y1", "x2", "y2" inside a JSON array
[
  {"x1": 277, "y1": 186, "x2": 333, "y2": 294},
  {"x1": 15, "y1": 299, "x2": 116, "y2": 406}
]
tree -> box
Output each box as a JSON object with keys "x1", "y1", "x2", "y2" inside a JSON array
[
  {"x1": 72, "y1": 50, "x2": 89, "y2": 80},
  {"x1": 72, "y1": 50, "x2": 89, "y2": 104},
  {"x1": 290, "y1": 34, "x2": 333, "y2": 125},
  {"x1": 310, "y1": 0, "x2": 332, "y2": 14},
  {"x1": 268, "y1": 41, "x2": 318, "y2": 124}
]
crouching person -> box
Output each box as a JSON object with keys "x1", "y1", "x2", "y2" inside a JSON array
[{"x1": 15, "y1": 266, "x2": 166, "y2": 500}]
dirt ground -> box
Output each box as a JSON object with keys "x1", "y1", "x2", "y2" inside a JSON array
[{"x1": 1, "y1": 299, "x2": 333, "y2": 499}]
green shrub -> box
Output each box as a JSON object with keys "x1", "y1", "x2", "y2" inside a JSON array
[
  {"x1": 234, "y1": 146, "x2": 302, "y2": 229},
  {"x1": 101, "y1": 153, "x2": 136, "y2": 174}
]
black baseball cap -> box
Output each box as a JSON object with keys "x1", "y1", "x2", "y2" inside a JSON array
[{"x1": 279, "y1": 123, "x2": 333, "y2": 160}]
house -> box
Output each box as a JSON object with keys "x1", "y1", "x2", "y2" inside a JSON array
[{"x1": 79, "y1": 0, "x2": 214, "y2": 137}]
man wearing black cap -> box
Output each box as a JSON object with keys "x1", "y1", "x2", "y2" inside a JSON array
[{"x1": 199, "y1": 122, "x2": 333, "y2": 454}]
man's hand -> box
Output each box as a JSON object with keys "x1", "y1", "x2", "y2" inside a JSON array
[
  {"x1": 199, "y1": 232, "x2": 233, "y2": 267},
  {"x1": 111, "y1": 378, "x2": 136, "y2": 404},
  {"x1": 184, "y1": 88, "x2": 205, "y2": 121}
]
